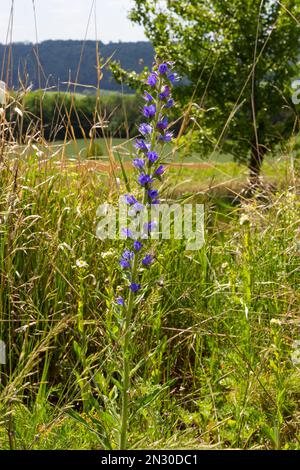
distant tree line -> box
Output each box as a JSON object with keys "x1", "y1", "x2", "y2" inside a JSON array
[{"x1": 15, "y1": 91, "x2": 144, "y2": 141}]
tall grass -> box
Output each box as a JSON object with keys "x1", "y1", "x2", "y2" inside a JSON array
[
  {"x1": 0, "y1": 15, "x2": 299, "y2": 447},
  {"x1": 0, "y1": 139, "x2": 299, "y2": 448}
]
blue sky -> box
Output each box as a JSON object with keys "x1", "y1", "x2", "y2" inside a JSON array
[{"x1": 0, "y1": 0, "x2": 147, "y2": 44}]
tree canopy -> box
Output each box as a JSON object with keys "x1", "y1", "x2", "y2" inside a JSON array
[{"x1": 125, "y1": 0, "x2": 300, "y2": 180}]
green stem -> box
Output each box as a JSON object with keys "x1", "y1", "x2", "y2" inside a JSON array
[
  {"x1": 150, "y1": 78, "x2": 163, "y2": 151},
  {"x1": 119, "y1": 253, "x2": 138, "y2": 450}
]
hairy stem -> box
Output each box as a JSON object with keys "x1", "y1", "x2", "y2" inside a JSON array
[{"x1": 119, "y1": 253, "x2": 138, "y2": 450}]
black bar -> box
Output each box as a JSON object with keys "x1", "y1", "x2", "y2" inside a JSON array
[{"x1": 0, "y1": 450, "x2": 298, "y2": 467}]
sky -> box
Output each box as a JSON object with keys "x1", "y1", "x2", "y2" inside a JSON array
[{"x1": 0, "y1": 0, "x2": 147, "y2": 44}]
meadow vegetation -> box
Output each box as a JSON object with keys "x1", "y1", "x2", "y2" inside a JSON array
[
  {"x1": 0, "y1": 0, "x2": 300, "y2": 450},
  {"x1": 0, "y1": 134, "x2": 299, "y2": 449}
]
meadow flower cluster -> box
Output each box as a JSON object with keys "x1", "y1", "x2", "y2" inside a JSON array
[{"x1": 116, "y1": 61, "x2": 176, "y2": 306}]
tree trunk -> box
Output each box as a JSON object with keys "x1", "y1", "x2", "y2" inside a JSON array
[{"x1": 248, "y1": 141, "x2": 267, "y2": 189}]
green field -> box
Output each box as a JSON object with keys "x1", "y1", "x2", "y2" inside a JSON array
[
  {"x1": 52, "y1": 138, "x2": 234, "y2": 163},
  {"x1": 39, "y1": 137, "x2": 292, "y2": 197}
]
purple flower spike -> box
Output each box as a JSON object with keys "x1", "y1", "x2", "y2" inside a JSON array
[
  {"x1": 135, "y1": 139, "x2": 150, "y2": 152},
  {"x1": 144, "y1": 91, "x2": 154, "y2": 102},
  {"x1": 120, "y1": 258, "x2": 131, "y2": 269},
  {"x1": 129, "y1": 201, "x2": 144, "y2": 217},
  {"x1": 158, "y1": 63, "x2": 168, "y2": 75},
  {"x1": 143, "y1": 104, "x2": 156, "y2": 118},
  {"x1": 165, "y1": 98, "x2": 174, "y2": 109},
  {"x1": 138, "y1": 173, "x2": 154, "y2": 187},
  {"x1": 142, "y1": 254, "x2": 153, "y2": 266},
  {"x1": 139, "y1": 123, "x2": 153, "y2": 135},
  {"x1": 155, "y1": 165, "x2": 165, "y2": 176},
  {"x1": 121, "y1": 228, "x2": 133, "y2": 239},
  {"x1": 147, "y1": 151, "x2": 159, "y2": 163},
  {"x1": 116, "y1": 62, "x2": 176, "y2": 305},
  {"x1": 133, "y1": 241, "x2": 142, "y2": 251},
  {"x1": 130, "y1": 283, "x2": 141, "y2": 293},
  {"x1": 124, "y1": 194, "x2": 137, "y2": 205},
  {"x1": 148, "y1": 189, "x2": 159, "y2": 200},
  {"x1": 122, "y1": 250, "x2": 134, "y2": 260},
  {"x1": 157, "y1": 117, "x2": 168, "y2": 131},
  {"x1": 147, "y1": 72, "x2": 158, "y2": 87},
  {"x1": 116, "y1": 296, "x2": 125, "y2": 306},
  {"x1": 159, "y1": 132, "x2": 173, "y2": 143},
  {"x1": 143, "y1": 221, "x2": 157, "y2": 233},
  {"x1": 133, "y1": 158, "x2": 145, "y2": 170},
  {"x1": 168, "y1": 73, "x2": 178, "y2": 83},
  {"x1": 159, "y1": 86, "x2": 170, "y2": 100},
  {"x1": 133, "y1": 202, "x2": 144, "y2": 212}
]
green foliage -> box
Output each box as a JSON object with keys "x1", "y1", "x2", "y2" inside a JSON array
[
  {"x1": 126, "y1": 0, "x2": 300, "y2": 164},
  {"x1": 19, "y1": 91, "x2": 143, "y2": 140}
]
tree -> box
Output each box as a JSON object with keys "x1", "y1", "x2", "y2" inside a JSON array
[{"x1": 125, "y1": 0, "x2": 300, "y2": 184}]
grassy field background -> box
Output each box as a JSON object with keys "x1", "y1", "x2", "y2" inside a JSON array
[
  {"x1": 40, "y1": 137, "x2": 295, "y2": 196},
  {"x1": 51, "y1": 138, "x2": 240, "y2": 162}
]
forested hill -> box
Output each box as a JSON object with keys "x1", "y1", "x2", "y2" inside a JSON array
[{"x1": 0, "y1": 40, "x2": 154, "y2": 93}]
